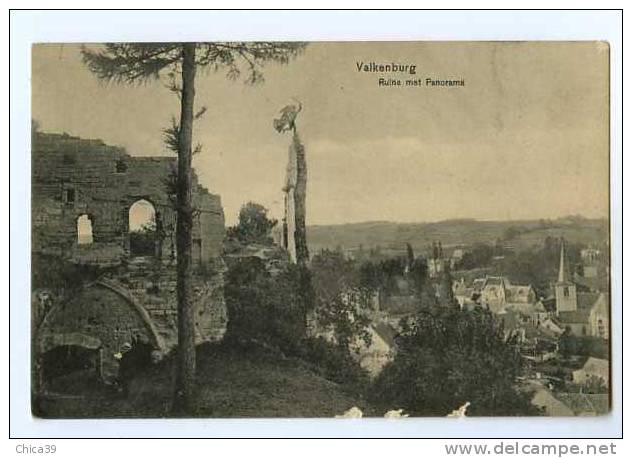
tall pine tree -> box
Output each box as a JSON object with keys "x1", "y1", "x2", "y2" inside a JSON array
[{"x1": 82, "y1": 42, "x2": 306, "y2": 412}]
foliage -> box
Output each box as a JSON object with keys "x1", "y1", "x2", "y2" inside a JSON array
[
  {"x1": 370, "y1": 307, "x2": 539, "y2": 416},
  {"x1": 162, "y1": 115, "x2": 205, "y2": 157},
  {"x1": 437, "y1": 265, "x2": 458, "y2": 308},
  {"x1": 357, "y1": 253, "x2": 440, "y2": 309},
  {"x1": 32, "y1": 254, "x2": 106, "y2": 294},
  {"x1": 465, "y1": 236, "x2": 585, "y2": 296},
  {"x1": 129, "y1": 218, "x2": 157, "y2": 257},
  {"x1": 224, "y1": 258, "x2": 309, "y2": 354},
  {"x1": 224, "y1": 255, "x2": 371, "y2": 396},
  {"x1": 227, "y1": 202, "x2": 278, "y2": 244},
  {"x1": 82, "y1": 42, "x2": 307, "y2": 86},
  {"x1": 455, "y1": 243, "x2": 498, "y2": 270},
  {"x1": 31, "y1": 254, "x2": 110, "y2": 331},
  {"x1": 503, "y1": 226, "x2": 526, "y2": 241},
  {"x1": 357, "y1": 256, "x2": 407, "y2": 294},
  {"x1": 310, "y1": 250, "x2": 374, "y2": 349},
  {"x1": 558, "y1": 331, "x2": 609, "y2": 359},
  {"x1": 297, "y1": 337, "x2": 371, "y2": 396},
  {"x1": 581, "y1": 375, "x2": 608, "y2": 394}
]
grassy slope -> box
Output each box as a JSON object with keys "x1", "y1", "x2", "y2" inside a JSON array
[
  {"x1": 307, "y1": 218, "x2": 608, "y2": 254},
  {"x1": 35, "y1": 343, "x2": 368, "y2": 418}
]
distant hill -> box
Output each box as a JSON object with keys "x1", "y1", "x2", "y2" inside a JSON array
[{"x1": 307, "y1": 217, "x2": 609, "y2": 256}]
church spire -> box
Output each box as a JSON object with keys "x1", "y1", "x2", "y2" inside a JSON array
[
  {"x1": 555, "y1": 238, "x2": 577, "y2": 313},
  {"x1": 558, "y1": 239, "x2": 568, "y2": 283}
]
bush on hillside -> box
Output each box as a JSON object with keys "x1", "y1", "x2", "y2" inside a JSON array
[
  {"x1": 370, "y1": 306, "x2": 541, "y2": 416},
  {"x1": 224, "y1": 257, "x2": 310, "y2": 354}
]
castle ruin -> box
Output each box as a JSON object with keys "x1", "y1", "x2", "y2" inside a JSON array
[{"x1": 32, "y1": 132, "x2": 227, "y2": 383}]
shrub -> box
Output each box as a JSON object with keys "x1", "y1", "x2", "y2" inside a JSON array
[
  {"x1": 224, "y1": 258, "x2": 308, "y2": 354},
  {"x1": 227, "y1": 202, "x2": 277, "y2": 244},
  {"x1": 297, "y1": 336, "x2": 371, "y2": 395},
  {"x1": 370, "y1": 307, "x2": 540, "y2": 416}
]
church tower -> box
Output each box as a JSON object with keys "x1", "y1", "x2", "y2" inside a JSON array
[{"x1": 555, "y1": 239, "x2": 577, "y2": 313}]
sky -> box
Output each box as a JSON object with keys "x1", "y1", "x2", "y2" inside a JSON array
[{"x1": 32, "y1": 42, "x2": 609, "y2": 226}]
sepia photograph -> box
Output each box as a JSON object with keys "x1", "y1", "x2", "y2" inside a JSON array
[{"x1": 29, "y1": 40, "x2": 611, "y2": 420}]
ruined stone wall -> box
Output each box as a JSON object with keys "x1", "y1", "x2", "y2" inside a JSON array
[
  {"x1": 37, "y1": 262, "x2": 228, "y2": 380},
  {"x1": 38, "y1": 282, "x2": 156, "y2": 379},
  {"x1": 117, "y1": 260, "x2": 227, "y2": 349},
  {"x1": 32, "y1": 132, "x2": 224, "y2": 266},
  {"x1": 32, "y1": 132, "x2": 227, "y2": 382}
]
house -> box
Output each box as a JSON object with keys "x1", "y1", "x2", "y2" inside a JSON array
[
  {"x1": 539, "y1": 316, "x2": 565, "y2": 335},
  {"x1": 588, "y1": 294, "x2": 609, "y2": 339},
  {"x1": 353, "y1": 321, "x2": 398, "y2": 377},
  {"x1": 500, "y1": 309, "x2": 558, "y2": 361},
  {"x1": 572, "y1": 357, "x2": 609, "y2": 386},
  {"x1": 453, "y1": 276, "x2": 537, "y2": 314},
  {"x1": 307, "y1": 284, "x2": 398, "y2": 377},
  {"x1": 309, "y1": 314, "x2": 398, "y2": 378},
  {"x1": 557, "y1": 293, "x2": 609, "y2": 338},
  {"x1": 579, "y1": 247, "x2": 608, "y2": 280},
  {"x1": 450, "y1": 248, "x2": 465, "y2": 269}
]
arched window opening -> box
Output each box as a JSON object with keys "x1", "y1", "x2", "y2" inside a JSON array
[
  {"x1": 77, "y1": 214, "x2": 93, "y2": 245},
  {"x1": 129, "y1": 199, "x2": 157, "y2": 257}
]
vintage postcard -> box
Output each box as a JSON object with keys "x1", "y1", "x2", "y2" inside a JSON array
[{"x1": 30, "y1": 41, "x2": 610, "y2": 418}]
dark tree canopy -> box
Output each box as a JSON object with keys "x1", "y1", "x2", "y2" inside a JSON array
[
  {"x1": 224, "y1": 258, "x2": 307, "y2": 354},
  {"x1": 228, "y1": 202, "x2": 278, "y2": 244},
  {"x1": 81, "y1": 42, "x2": 307, "y2": 85},
  {"x1": 370, "y1": 307, "x2": 540, "y2": 416},
  {"x1": 310, "y1": 250, "x2": 374, "y2": 349}
]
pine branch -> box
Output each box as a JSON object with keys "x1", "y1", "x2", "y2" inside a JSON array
[
  {"x1": 162, "y1": 116, "x2": 180, "y2": 154},
  {"x1": 81, "y1": 43, "x2": 181, "y2": 84},
  {"x1": 196, "y1": 42, "x2": 307, "y2": 84},
  {"x1": 82, "y1": 42, "x2": 307, "y2": 86}
]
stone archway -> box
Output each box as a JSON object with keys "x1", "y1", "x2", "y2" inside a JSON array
[{"x1": 37, "y1": 281, "x2": 164, "y2": 381}]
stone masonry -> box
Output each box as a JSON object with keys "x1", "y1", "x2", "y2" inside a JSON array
[{"x1": 32, "y1": 132, "x2": 227, "y2": 382}]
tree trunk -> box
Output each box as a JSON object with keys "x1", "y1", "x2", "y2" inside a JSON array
[
  {"x1": 292, "y1": 129, "x2": 309, "y2": 266},
  {"x1": 174, "y1": 42, "x2": 196, "y2": 414}
]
